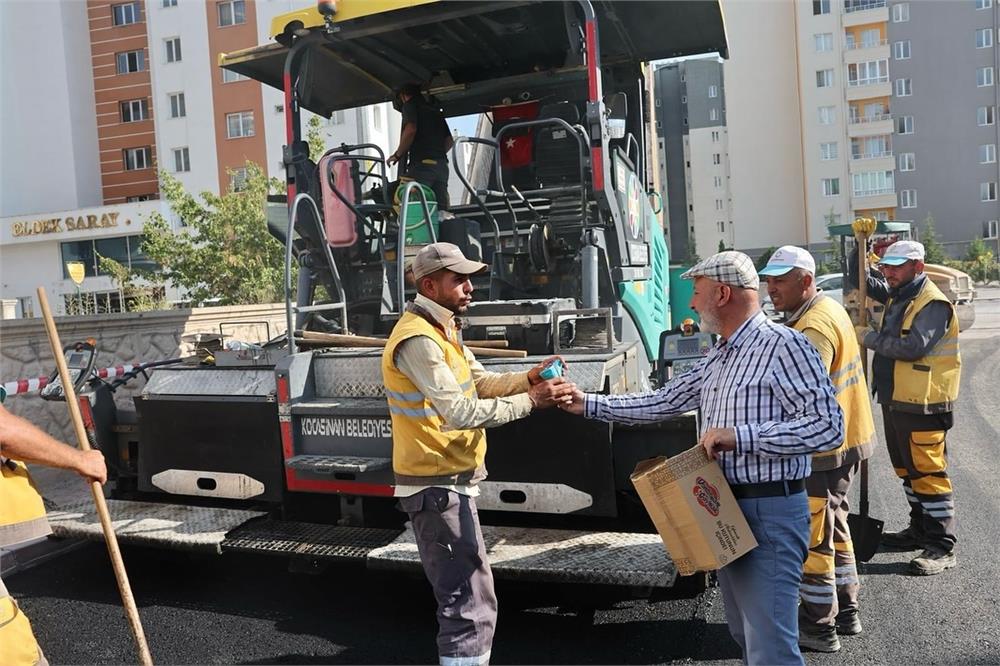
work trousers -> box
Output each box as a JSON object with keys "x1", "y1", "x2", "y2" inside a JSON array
[
  {"x1": 799, "y1": 462, "x2": 860, "y2": 632},
  {"x1": 716, "y1": 490, "x2": 810, "y2": 666},
  {"x1": 403, "y1": 158, "x2": 451, "y2": 211},
  {"x1": 399, "y1": 487, "x2": 496, "y2": 666},
  {"x1": 0, "y1": 576, "x2": 48, "y2": 666},
  {"x1": 882, "y1": 406, "x2": 957, "y2": 552}
]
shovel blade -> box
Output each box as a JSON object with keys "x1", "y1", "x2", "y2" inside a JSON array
[{"x1": 847, "y1": 513, "x2": 885, "y2": 562}]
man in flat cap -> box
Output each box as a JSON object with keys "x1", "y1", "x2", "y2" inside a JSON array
[
  {"x1": 561, "y1": 250, "x2": 844, "y2": 665},
  {"x1": 382, "y1": 242, "x2": 574, "y2": 666}
]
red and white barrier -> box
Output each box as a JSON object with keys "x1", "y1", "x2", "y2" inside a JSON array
[{"x1": 3, "y1": 364, "x2": 142, "y2": 396}]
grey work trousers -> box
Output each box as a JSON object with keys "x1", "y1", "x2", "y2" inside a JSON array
[{"x1": 399, "y1": 487, "x2": 496, "y2": 665}]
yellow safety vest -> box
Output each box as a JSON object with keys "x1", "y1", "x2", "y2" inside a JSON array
[
  {"x1": 0, "y1": 460, "x2": 51, "y2": 549},
  {"x1": 793, "y1": 297, "x2": 875, "y2": 471},
  {"x1": 382, "y1": 309, "x2": 487, "y2": 485},
  {"x1": 881, "y1": 278, "x2": 961, "y2": 413}
]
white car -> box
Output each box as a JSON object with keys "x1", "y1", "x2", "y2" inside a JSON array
[{"x1": 815, "y1": 273, "x2": 845, "y2": 304}]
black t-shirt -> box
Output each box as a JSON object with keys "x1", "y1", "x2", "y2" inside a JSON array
[{"x1": 401, "y1": 97, "x2": 451, "y2": 162}]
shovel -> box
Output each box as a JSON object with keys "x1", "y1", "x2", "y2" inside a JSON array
[{"x1": 846, "y1": 220, "x2": 884, "y2": 562}]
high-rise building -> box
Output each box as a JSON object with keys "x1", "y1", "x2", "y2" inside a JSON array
[{"x1": 653, "y1": 58, "x2": 733, "y2": 262}]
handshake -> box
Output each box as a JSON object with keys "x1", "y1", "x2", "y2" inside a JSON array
[{"x1": 526, "y1": 356, "x2": 585, "y2": 413}]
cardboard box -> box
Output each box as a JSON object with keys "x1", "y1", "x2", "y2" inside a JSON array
[{"x1": 630, "y1": 445, "x2": 757, "y2": 576}]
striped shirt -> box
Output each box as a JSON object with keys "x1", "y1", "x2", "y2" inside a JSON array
[{"x1": 585, "y1": 312, "x2": 844, "y2": 485}]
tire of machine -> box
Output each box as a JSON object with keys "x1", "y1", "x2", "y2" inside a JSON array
[{"x1": 529, "y1": 222, "x2": 552, "y2": 273}]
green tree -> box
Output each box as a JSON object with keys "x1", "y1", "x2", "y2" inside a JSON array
[
  {"x1": 717, "y1": 239, "x2": 729, "y2": 253},
  {"x1": 920, "y1": 214, "x2": 947, "y2": 264},
  {"x1": 306, "y1": 114, "x2": 327, "y2": 162},
  {"x1": 755, "y1": 246, "x2": 779, "y2": 271},
  {"x1": 964, "y1": 237, "x2": 998, "y2": 282},
  {"x1": 98, "y1": 255, "x2": 167, "y2": 312},
  {"x1": 137, "y1": 163, "x2": 288, "y2": 306}
]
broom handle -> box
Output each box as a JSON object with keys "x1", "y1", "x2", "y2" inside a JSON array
[
  {"x1": 36, "y1": 288, "x2": 154, "y2": 666},
  {"x1": 855, "y1": 227, "x2": 872, "y2": 518}
]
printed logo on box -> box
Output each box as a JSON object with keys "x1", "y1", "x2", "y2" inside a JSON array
[{"x1": 693, "y1": 476, "x2": 721, "y2": 516}]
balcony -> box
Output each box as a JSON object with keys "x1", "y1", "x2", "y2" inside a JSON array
[
  {"x1": 843, "y1": 39, "x2": 890, "y2": 64},
  {"x1": 843, "y1": 0, "x2": 888, "y2": 26},
  {"x1": 845, "y1": 38, "x2": 888, "y2": 50},
  {"x1": 849, "y1": 153, "x2": 894, "y2": 172},
  {"x1": 850, "y1": 150, "x2": 892, "y2": 160},
  {"x1": 847, "y1": 113, "x2": 893, "y2": 137},
  {"x1": 851, "y1": 190, "x2": 897, "y2": 209},
  {"x1": 846, "y1": 80, "x2": 892, "y2": 101}
]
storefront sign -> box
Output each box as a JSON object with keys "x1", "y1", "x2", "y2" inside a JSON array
[{"x1": 11, "y1": 212, "x2": 123, "y2": 238}]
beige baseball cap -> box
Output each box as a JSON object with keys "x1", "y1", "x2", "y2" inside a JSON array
[{"x1": 411, "y1": 242, "x2": 489, "y2": 280}]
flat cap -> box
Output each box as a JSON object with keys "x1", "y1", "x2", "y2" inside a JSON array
[{"x1": 681, "y1": 250, "x2": 760, "y2": 290}]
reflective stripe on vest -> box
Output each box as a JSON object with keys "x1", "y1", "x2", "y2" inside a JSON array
[
  {"x1": 0, "y1": 460, "x2": 52, "y2": 549},
  {"x1": 382, "y1": 310, "x2": 487, "y2": 484},
  {"x1": 883, "y1": 279, "x2": 961, "y2": 413},
  {"x1": 794, "y1": 297, "x2": 876, "y2": 471}
]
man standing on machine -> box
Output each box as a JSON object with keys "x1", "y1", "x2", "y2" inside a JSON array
[{"x1": 388, "y1": 83, "x2": 454, "y2": 211}]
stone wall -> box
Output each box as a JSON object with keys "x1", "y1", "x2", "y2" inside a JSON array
[{"x1": 0, "y1": 303, "x2": 288, "y2": 442}]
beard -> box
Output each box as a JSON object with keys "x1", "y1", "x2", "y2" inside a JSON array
[{"x1": 697, "y1": 307, "x2": 722, "y2": 335}]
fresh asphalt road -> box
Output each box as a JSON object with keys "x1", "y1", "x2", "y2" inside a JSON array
[{"x1": 7, "y1": 296, "x2": 1000, "y2": 665}]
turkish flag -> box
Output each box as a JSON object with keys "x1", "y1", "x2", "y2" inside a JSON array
[{"x1": 493, "y1": 101, "x2": 539, "y2": 169}]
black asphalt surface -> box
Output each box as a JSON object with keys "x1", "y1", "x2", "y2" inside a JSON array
[{"x1": 7, "y1": 338, "x2": 1000, "y2": 665}]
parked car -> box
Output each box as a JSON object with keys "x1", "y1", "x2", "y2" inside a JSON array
[{"x1": 815, "y1": 273, "x2": 845, "y2": 305}]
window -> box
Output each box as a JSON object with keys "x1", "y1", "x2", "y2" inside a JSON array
[
  {"x1": 165, "y1": 37, "x2": 181, "y2": 63},
  {"x1": 709, "y1": 108, "x2": 719, "y2": 121},
  {"x1": 816, "y1": 69, "x2": 834, "y2": 88},
  {"x1": 120, "y1": 99, "x2": 148, "y2": 123},
  {"x1": 982, "y1": 182, "x2": 997, "y2": 201},
  {"x1": 714, "y1": 176, "x2": 723, "y2": 187},
  {"x1": 217, "y1": 0, "x2": 246, "y2": 26},
  {"x1": 813, "y1": 0, "x2": 830, "y2": 15},
  {"x1": 822, "y1": 178, "x2": 840, "y2": 197},
  {"x1": 717, "y1": 221, "x2": 725, "y2": 233},
  {"x1": 222, "y1": 68, "x2": 248, "y2": 83},
  {"x1": 229, "y1": 167, "x2": 249, "y2": 192},
  {"x1": 715, "y1": 199, "x2": 724, "y2": 210},
  {"x1": 123, "y1": 147, "x2": 152, "y2": 171},
  {"x1": 681, "y1": 95, "x2": 687, "y2": 103},
  {"x1": 169, "y1": 92, "x2": 186, "y2": 118},
  {"x1": 899, "y1": 152, "x2": 915, "y2": 171},
  {"x1": 986, "y1": 219, "x2": 999, "y2": 238},
  {"x1": 815, "y1": 33, "x2": 833, "y2": 52},
  {"x1": 818, "y1": 105, "x2": 836, "y2": 125},
  {"x1": 977, "y1": 0, "x2": 992, "y2": 9},
  {"x1": 655, "y1": 98, "x2": 661, "y2": 107},
  {"x1": 980, "y1": 144, "x2": 997, "y2": 163},
  {"x1": 60, "y1": 235, "x2": 155, "y2": 280},
  {"x1": 820, "y1": 142, "x2": 838, "y2": 160},
  {"x1": 226, "y1": 111, "x2": 254, "y2": 138},
  {"x1": 712, "y1": 153, "x2": 721, "y2": 165},
  {"x1": 115, "y1": 49, "x2": 145, "y2": 74},
  {"x1": 900, "y1": 189, "x2": 917, "y2": 208},
  {"x1": 112, "y1": 2, "x2": 141, "y2": 25},
  {"x1": 897, "y1": 115, "x2": 914, "y2": 134},
  {"x1": 978, "y1": 67, "x2": 994, "y2": 87},
  {"x1": 711, "y1": 130, "x2": 720, "y2": 142},
  {"x1": 977, "y1": 28, "x2": 993, "y2": 48},
  {"x1": 892, "y1": 2, "x2": 909, "y2": 22},
  {"x1": 894, "y1": 78, "x2": 912, "y2": 96},
  {"x1": 848, "y1": 59, "x2": 889, "y2": 86},
  {"x1": 979, "y1": 106, "x2": 995, "y2": 125},
  {"x1": 173, "y1": 147, "x2": 190, "y2": 173},
  {"x1": 162, "y1": 0, "x2": 177, "y2": 7},
  {"x1": 852, "y1": 170, "x2": 894, "y2": 197},
  {"x1": 708, "y1": 85, "x2": 719, "y2": 98},
  {"x1": 852, "y1": 135, "x2": 891, "y2": 158},
  {"x1": 860, "y1": 28, "x2": 882, "y2": 48},
  {"x1": 373, "y1": 106, "x2": 382, "y2": 131},
  {"x1": 126, "y1": 194, "x2": 154, "y2": 202},
  {"x1": 893, "y1": 40, "x2": 911, "y2": 59}
]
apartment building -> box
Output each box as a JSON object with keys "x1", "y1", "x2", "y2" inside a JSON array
[
  {"x1": 653, "y1": 58, "x2": 733, "y2": 262},
  {"x1": 1, "y1": 0, "x2": 400, "y2": 317},
  {"x1": 887, "y1": 0, "x2": 1000, "y2": 248}
]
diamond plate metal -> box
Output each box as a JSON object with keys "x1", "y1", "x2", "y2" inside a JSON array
[
  {"x1": 368, "y1": 524, "x2": 677, "y2": 588},
  {"x1": 286, "y1": 455, "x2": 391, "y2": 473},
  {"x1": 47, "y1": 499, "x2": 266, "y2": 554},
  {"x1": 222, "y1": 519, "x2": 402, "y2": 560},
  {"x1": 143, "y1": 368, "x2": 276, "y2": 398}
]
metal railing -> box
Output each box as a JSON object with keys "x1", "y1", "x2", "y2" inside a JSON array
[
  {"x1": 852, "y1": 187, "x2": 895, "y2": 198},
  {"x1": 844, "y1": 0, "x2": 886, "y2": 13},
  {"x1": 845, "y1": 38, "x2": 888, "y2": 50},
  {"x1": 847, "y1": 76, "x2": 889, "y2": 87},
  {"x1": 848, "y1": 112, "x2": 892, "y2": 124},
  {"x1": 851, "y1": 150, "x2": 893, "y2": 160},
  {"x1": 393, "y1": 180, "x2": 437, "y2": 316}
]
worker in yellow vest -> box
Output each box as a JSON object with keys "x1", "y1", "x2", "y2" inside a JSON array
[
  {"x1": 849, "y1": 237, "x2": 961, "y2": 575},
  {"x1": 382, "y1": 242, "x2": 575, "y2": 665},
  {"x1": 0, "y1": 386, "x2": 107, "y2": 665},
  {"x1": 760, "y1": 245, "x2": 876, "y2": 654}
]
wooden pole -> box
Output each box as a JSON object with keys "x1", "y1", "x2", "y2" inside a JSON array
[{"x1": 36, "y1": 288, "x2": 153, "y2": 666}]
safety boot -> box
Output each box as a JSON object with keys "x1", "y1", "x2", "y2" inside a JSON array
[
  {"x1": 835, "y1": 609, "x2": 863, "y2": 636},
  {"x1": 880, "y1": 526, "x2": 924, "y2": 550},
  {"x1": 799, "y1": 626, "x2": 841, "y2": 653},
  {"x1": 909, "y1": 548, "x2": 957, "y2": 576}
]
